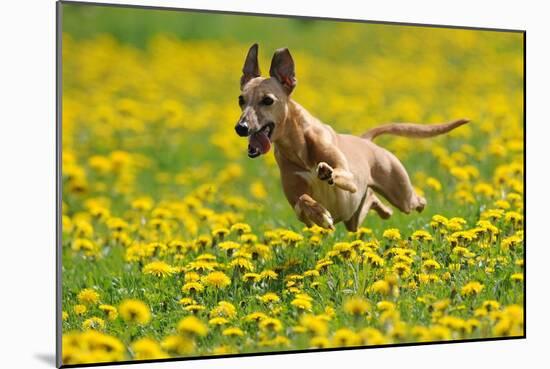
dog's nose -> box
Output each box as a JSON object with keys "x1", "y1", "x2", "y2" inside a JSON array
[{"x1": 235, "y1": 121, "x2": 249, "y2": 137}]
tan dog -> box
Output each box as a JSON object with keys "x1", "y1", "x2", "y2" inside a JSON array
[{"x1": 235, "y1": 44, "x2": 469, "y2": 231}]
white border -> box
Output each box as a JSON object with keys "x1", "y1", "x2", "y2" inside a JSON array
[{"x1": 1, "y1": 1, "x2": 547, "y2": 368}]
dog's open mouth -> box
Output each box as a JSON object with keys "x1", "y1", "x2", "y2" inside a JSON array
[{"x1": 248, "y1": 123, "x2": 274, "y2": 158}]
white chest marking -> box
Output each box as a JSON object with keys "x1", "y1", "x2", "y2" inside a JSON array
[{"x1": 295, "y1": 170, "x2": 317, "y2": 184}]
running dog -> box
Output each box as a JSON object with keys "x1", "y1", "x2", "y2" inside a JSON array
[{"x1": 235, "y1": 44, "x2": 469, "y2": 231}]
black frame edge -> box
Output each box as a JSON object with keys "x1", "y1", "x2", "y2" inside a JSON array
[{"x1": 56, "y1": 1, "x2": 64, "y2": 367}]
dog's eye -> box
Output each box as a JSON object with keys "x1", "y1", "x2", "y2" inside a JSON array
[
  {"x1": 261, "y1": 96, "x2": 274, "y2": 106},
  {"x1": 238, "y1": 96, "x2": 245, "y2": 106}
]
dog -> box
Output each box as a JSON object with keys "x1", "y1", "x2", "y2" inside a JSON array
[{"x1": 235, "y1": 44, "x2": 469, "y2": 232}]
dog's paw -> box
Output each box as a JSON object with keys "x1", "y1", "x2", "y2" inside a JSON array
[
  {"x1": 316, "y1": 162, "x2": 334, "y2": 184},
  {"x1": 297, "y1": 194, "x2": 335, "y2": 230},
  {"x1": 320, "y1": 211, "x2": 335, "y2": 230}
]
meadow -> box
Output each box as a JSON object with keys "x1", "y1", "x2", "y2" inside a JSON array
[{"x1": 60, "y1": 5, "x2": 524, "y2": 365}]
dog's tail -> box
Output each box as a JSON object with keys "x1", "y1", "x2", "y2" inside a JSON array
[{"x1": 361, "y1": 118, "x2": 470, "y2": 141}]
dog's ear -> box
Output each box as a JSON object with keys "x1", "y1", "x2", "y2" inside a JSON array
[
  {"x1": 269, "y1": 48, "x2": 296, "y2": 94},
  {"x1": 240, "y1": 43, "x2": 261, "y2": 90}
]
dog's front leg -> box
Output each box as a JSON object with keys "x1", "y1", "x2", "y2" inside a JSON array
[
  {"x1": 276, "y1": 155, "x2": 335, "y2": 229},
  {"x1": 294, "y1": 194, "x2": 335, "y2": 230},
  {"x1": 307, "y1": 135, "x2": 358, "y2": 193},
  {"x1": 316, "y1": 162, "x2": 358, "y2": 193}
]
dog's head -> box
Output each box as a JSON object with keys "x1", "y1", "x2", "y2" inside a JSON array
[{"x1": 235, "y1": 44, "x2": 297, "y2": 158}]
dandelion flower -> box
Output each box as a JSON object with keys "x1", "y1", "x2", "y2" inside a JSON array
[
  {"x1": 230, "y1": 223, "x2": 251, "y2": 235},
  {"x1": 332, "y1": 329, "x2": 361, "y2": 347},
  {"x1": 300, "y1": 314, "x2": 328, "y2": 336},
  {"x1": 161, "y1": 335, "x2": 194, "y2": 355},
  {"x1": 461, "y1": 281, "x2": 484, "y2": 296},
  {"x1": 77, "y1": 288, "x2": 100, "y2": 305},
  {"x1": 119, "y1": 299, "x2": 151, "y2": 325},
  {"x1": 178, "y1": 297, "x2": 196, "y2": 306},
  {"x1": 242, "y1": 272, "x2": 261, "y2": 282},
  {"x1": 177, "y1": 316, "x2": 208, "y2": 337},
  {"x1": 510, "y1": 273, "x2": 524, "y2": 282},
  {"x1": 259, "y1": 317, "x2": 283, "y2": 332},
  {"x1": 99, "y1": 304, "x2": 118, "y2": 320},
  {"x1": 411, "y1": 230, "x2": 433, "y2": 242},
  {"x1": 184, "y1": 272, "x2": 201, "y2": 282},
  {"x1": 211, "y1": 227, "x2": 230, "y2": 239},
  {"x1": 74, "y1": 304, "x2": 87, "y2": 316},
  {"x1": 310, "y1": 336, "x2": 330, "y2": 348},
  {"x1": 370, "y1": 280, "x2": 391, "y2": 295},
  {"x1": 377, "y1": 301, "x2": 396, "y2": 311},
  {"x1": 291, "y1": 298, "x2": 313, "y2": 311},
  {"x1": 422, "y1": 259, "x2": 441, "y2": 272},
  {"x1": 222, "y1": 327, "x2": 245, "y2": 337},
  {"x1": 82, "y1": 316, "x2": 105, "y2": 330},
  {"x1": 260, "y1": 270, "x2": 278, "y2": 280},
  {"x1": 245, "y1": 312, "x2": 268, "y2": 322},
  {"x1": 131, "y1": 338, "x2": 168, "y2": 360},
  {"x1": 203, "y1": 271, "x2": 231, "y2": 289},
  {"x1": 183, "y1": 304, "x2": 206, "y2": 313},
  {"x1": 344, "y1": 297, "x2": 370, "y2": 316},
  {"x1": 426, "y1": 177, "x2": 442, "y2": 191},
  {"x1": 259, "y1": 292, "x2": 280, "y2": 304},
  {"x1": 382, "y1": 228, "x2": 401, "y2": 240},
  {"x1": 210, "y1": 301, "x2": 237, "y2": 319},
  {"x1": 142, "y1": 261, "x2": 176, "y2": 278},
  {"x1": 182, "y1": 282, "x2": 205, "y2": 294}
]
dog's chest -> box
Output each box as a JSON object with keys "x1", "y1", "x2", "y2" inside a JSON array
[{"x1": 295, "y1": 170, "x2": 357, "y2": 222}]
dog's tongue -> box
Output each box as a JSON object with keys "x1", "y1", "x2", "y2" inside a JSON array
[{"x1": 248, "y1": 130, "x2": 271, "y2": 154}]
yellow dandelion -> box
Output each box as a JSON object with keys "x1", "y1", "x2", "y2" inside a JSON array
[
  {"x1": 259, "y1": 292, "x2": 280, "y2": 304},
  {"x1": 510, "y1": 273, "x2": 524, "y2": 282},
  {"x1": 178, "y1": 297, "x2": 196, "y2": 306},
  {"x1": 77, "y1": 288, "x2": 100, "y2": 305},
  {"x1": 411, "y1": 230, "x2": 433, "y2": 242},
  {"x1": 131, "y1": 338, "x2": 168, "y2": 360},
  {"x1": 182, "y1": 282, "x2": 205, "y2": 294},
  {"x1": 332, "y1": 328, "x2": 361, "y2": 347},
  {"x1": 82, "y1": 316, "x2": 106, "y2": 330},
  {"x1": 210, "y1": 301, "x2": 237, "y2": 319},
  {"x1": 382, "y1": 228, "x2": 401, "y2": 240},
  {"x1": 344, "y1": 297, "x2": 370, "y2": 316},
  {"x1": 74, "y1": 304, "x2": 87, "y2": 316},
  {"x1": 119, "y1": 299, "x2": 151, "y2": 325},
  {"x1": 177, "y1": 316, "x2": 208, "y2": 337},
  {"x1": 203, "y1": 271, "x2": 231, "y2": 289},
  {"x1": 99, "y1": 304, "x2": 118, "y2": 320},
  {"x1": 461, "y1": 281, "x2": 484, "y2": 296},
  {"x1": 222, "y1": 327, "x2": 245, "y2": 337},
  {"x1": 370, "y1": 280, "x2": 391, "y2": 295},
  {"x1": 310, "y1": 336, "x2": 330, "y2": 348},
  {"x1": 161, "y1": 335, "x2": 195, "y2": 355},
  {"x1": 422, "y1": 259, "x2": 441, "y2": 272},
  {"x1": 259, "y1": 317, "x2": 283, "y2": 332},
  {"x1": 242, "y1": 272, "x2": 262, "y2": 282}
]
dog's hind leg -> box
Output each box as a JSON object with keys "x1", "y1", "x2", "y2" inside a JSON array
[
  {"x1": 369, "y1": 147, "x2": 426, "y2": 214},
  {"x1": 344, "y1": 188, "x2": 393, "y2": 231},
  {"x1": 369, "y1": 191, "x2": 394, "y2": 219}
]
